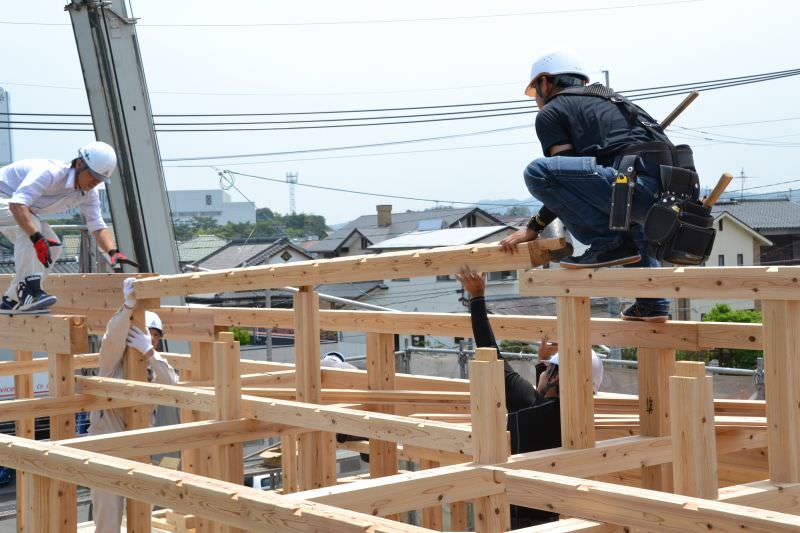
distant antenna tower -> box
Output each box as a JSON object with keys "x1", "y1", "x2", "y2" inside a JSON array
[{"x1": 286, "y1": 171, "x2": 299, "y2": 214}]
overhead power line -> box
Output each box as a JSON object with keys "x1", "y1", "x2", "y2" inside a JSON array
[{"x1": 0, "y1": 1, "x2": 703, "y2": 28}]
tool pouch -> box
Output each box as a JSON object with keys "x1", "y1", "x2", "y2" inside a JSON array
[
  {"x1": 644, "y1": 195, "x2": 715, "y2": 265},
  {"x1": 609, "y1": 155, "x2": 638, "y2": 231}
]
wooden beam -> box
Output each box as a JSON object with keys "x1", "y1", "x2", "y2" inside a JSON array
[
  {"x1": 0, "y1": 394, "x2": 138, "y2": 423},
  {"x1": 0, "y1": 433, "x2": 435, "y2": 533},
  {"x1": 637, "y1": 348, "x2": 675, "y2": 491},
  {"x1": 132, "y1": 240, "x2": 565, "y2": 298},
  {"x1": 292, "y1": 464, "x2": 501, "y2": 517},
  {"x1": 162, "y1": 305, "x2": 764, "y2": 351},
  {"x1": 60, "y1": 419, "x2": 284, "y2": 458},
  {"x1": 469, "y1": 347, "x2": 510, "y2": 532},
  {"x1": 670, "y1": 362, "x2": 718, "y2": 499},
  {"x1": 76, "y1": 377, "x2": 474, "y2": 454},
  {"x1": 521, "y1": 265, "x2": 800, "y2": 300},
  {"x1": 280, "y1": 431, "x2": 299, "y2": 494},
  {"x1": 556, "y1": 297, "x2": 595, "y2": 448},
  {"x1": 0, "y1": 353, "x2": 98, "y2": 377},
  {"x1": 762, "y1": 300, "x2": 800, "y2": 482},
  {"x1": 367, "y1": 332, "x2": 399, "y2": 484},
  {"x1": 500, "y1": 468, "x2": 800, "y2": 532},
  {"x1": 294, "y1": 287, "x2": 337, "y2": 490},
  {"x1": 420, "y1": 458, "x2": 443, "y2": 531},
  {"x1": 0, "y1": 314, "x2": 87, "y2": 353},
  {"x1": 514, "y1": 519, "x2": 621, "y2": 533},
  {"x1": 718, "y1": 479, "x2": 800, "y2": 514}
]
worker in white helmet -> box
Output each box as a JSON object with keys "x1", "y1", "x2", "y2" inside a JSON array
[
  {"x1": 499, "y1": 51, "x2": 699, "y2": 323},
  {"x1": 88, "y1": 277, "x2": 178, "y2": 533},
  {"x1": 0, "y1": 141, "x2": 136, "y2": 313}
]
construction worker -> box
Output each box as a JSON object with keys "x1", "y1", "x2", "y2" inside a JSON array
[
  {"x1": 457, "y1": 265, "x2": 603, "y2": 527},
  {"x1": 88, "y1": 277, "x2": 178, "y2": 533},
  {"x1": 321, "y1": 351, "x2": 357, "y2": 369},
  {"x1": 0, "y1": 141, "x2": 135, "y2": 312},
  {"x1": 499, "y1": 51, "x2": 694, "y2": 323}
]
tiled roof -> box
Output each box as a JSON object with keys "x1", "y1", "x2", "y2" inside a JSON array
[
  {"x1": 369, "y1": 226, "x2": 512, "y2": 250},
  {"x1": 194, "y1": 237, "x2": 311, "y2": 270},
  {"x1": 177, "y1": 235, "x2": 229, "y2": 264},
  {"x1": 712, "y1": 199, "x2": 800, "y2": 232}
]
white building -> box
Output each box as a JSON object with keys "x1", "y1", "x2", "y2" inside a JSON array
[{"x1": 168, "y1": 189, "x2": 255, "y2": 225}]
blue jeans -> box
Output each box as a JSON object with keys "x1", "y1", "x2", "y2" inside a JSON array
[{"x1": 524, "y1": 156, "x2": 669, "y2": 314}]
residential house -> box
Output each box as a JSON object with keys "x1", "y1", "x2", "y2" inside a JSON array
[
  {"x1": 177, "y1": 234, "x2": 228, "y2": 270},
  {"x1": 308, "y1": 204, "x2": 506, "y2": 258},
  {"x1": 712, "y1": 198, "x2": 800, "y2": 265},
  {"x1": 168, "y1": 189, "x2": 256, "y2": 225}
]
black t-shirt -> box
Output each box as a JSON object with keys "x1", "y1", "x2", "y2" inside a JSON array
[{"x1": 535, "y1": 92, "x2": 662, "y2": 165}]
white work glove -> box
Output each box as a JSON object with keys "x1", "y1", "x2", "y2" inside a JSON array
[
  {"x1": 123, "y1": 277, "x2": 137, "y2": 308},
  {"x1": 126, "y1": 325, "x2": 153, "y2": 355}
]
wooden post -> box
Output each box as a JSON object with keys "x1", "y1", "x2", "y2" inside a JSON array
[
  {"x1": 185, "y1": 339, "x2": 215, "y2": 533},
  {"x1": 280, "y1": 431, "x2": 298, "y2": 494},
  {"x1": 448, "y1": 501, "x2": 468, "y2": 532},
  {"x1": 638, "y1": 347, "x2": 676, "y2": 491},
  {"x1": 469, "y1": 347, "x2": 509, "y2": 533},
  {"x1": 125, "y1": 305, "x2": 154, "y2": 533},
  {"x1": 670, "y1": 361, "x2": 718, "y2": 499},
  {"x1": 32, "y1": 351, "x2": 77, "y2": 531},
  {"x1": 420, "y1": 458, "x2": 443, "y2": 531},
  {"x1": 367, "y1": 332, "x2": 398, "y2": 480},
  {"x1": 14, "y1": 350, "x2": 34, "y2": 533},
  {"x1": 556, "y1": 296, "x2": 595, "y2": 448},
  {"x1": 213, "y1": 331, "x2": 244, "y2": 533},
  {"x1": 762, "y1": 300, "x2": 800, "y2": 483},
  {"x1": 294, "y1": 286, "x2": 336, "y2": 489}
]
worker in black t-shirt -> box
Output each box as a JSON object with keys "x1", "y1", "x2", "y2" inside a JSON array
[
  {"x1": 499, "y1": 51, "x2": 671, "y2": 322},
  {"x1": 457, "y1": 265, "x2": 603, "y2": 528}
]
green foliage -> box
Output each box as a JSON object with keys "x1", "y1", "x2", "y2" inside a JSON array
[
  {"x1": 504, "y1": 206, "x2": 531, "y2": 217},
  {"x1": 172, "y1": 211, "x2": 328, "y2": 242},
  {"x1": 701, "y1": 303, "x2": 762, "y2": 369},
  {"x1": 230, "y1": 326, "x2": 252, "y2": 345},
  {"x1": 499, "y1": 340, "x2": 535, "y2": 354}
]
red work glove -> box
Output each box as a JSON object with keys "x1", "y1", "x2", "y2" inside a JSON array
[
  {"x1": 108, "y1": 249, "x2": 140, "y2": 272},
  {"x1": 30, "y1": 232, "x2": 60, "y2": 268}
]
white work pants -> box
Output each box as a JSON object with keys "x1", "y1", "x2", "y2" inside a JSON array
[
  {"x1": 90, "y1": 489, "x2": 124, "y2": 533},
  {"x1": 0, "y1": 196, "x2": 62, "y2": 300}
]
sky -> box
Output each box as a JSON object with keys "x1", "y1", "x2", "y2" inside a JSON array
[{"x1": 1, "y1": 0, "x2": 799, "y2": 225}]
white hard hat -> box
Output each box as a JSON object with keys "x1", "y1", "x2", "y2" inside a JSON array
[
  {"x1": 549, "y1": 351, "x2": 604, "y2": 393},
  {"x1": 525, "y1": 51, "x2": 589, "y2": 96},
  {"x1": 145, "y1": 311, "x2": 163, "y2": 334},
  {"x1": 77, "y1": 141, "x2": 117, "y2": 182}
]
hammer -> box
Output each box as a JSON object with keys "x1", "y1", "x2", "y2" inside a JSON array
[{"x1": 703, "y1": 172, "x2": 734, "y2": 209}]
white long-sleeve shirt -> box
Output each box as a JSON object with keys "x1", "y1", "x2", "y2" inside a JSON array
[
  {"x1": 88, "y1": 305, "x2": 178, "y2": 435},
  {"x1": 0, "y1": 159, "x2": 107, "y2": 233}
]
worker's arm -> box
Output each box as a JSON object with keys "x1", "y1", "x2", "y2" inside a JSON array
[
  {"x1": 149, "y1": 351, "x2": 179, "y2": 385},
  {"x1": 98, "y1": 303, "x2": 134, "y2": 378},
  {"x1": 92, "y1": 228, "x2": 115, "y2": 253},
  {"x1": 8, "y1": 203, "x2": 41, "y2": 237}
]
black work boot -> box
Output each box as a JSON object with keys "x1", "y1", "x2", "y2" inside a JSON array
[
  {"x1": 0, "y1": 296, "x2": 18, "y2": 312},
  {"x1": 16, "y1": 274, "x2": 57, "y2": 312}
]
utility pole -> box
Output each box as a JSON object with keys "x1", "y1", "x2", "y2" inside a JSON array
[
  {"x1": 739, "y1": 168, "x2": 746, "y2": 199},
  {"x1": 601, "y1": 70, "x2": 610, "y2": 88},
  {"x1": 286, "y1": 172, "x2": 299, "y2": 214}
]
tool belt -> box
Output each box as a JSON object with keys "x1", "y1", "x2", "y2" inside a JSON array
[{"x1": 643, "y1": 165, "x2": 714, "y2": 265}]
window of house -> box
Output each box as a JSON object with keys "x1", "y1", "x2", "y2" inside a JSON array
[
  {"x1": 360, "y1": 236, "x2": 370, "y2": 249},
  {"x1": 719, "y1": 219, "x2": 723, "y2": 231},
  {"x1": 737, "y1": 253, "x2": 744, "y2": 266},
  {"x1": 718, "y1": 254, "x2": 725, "y2": 266},
  {"x1": 436, "y1": 275, "x2": 453, "y2": 281},
  {"x1": 340, "y1": 247, "x2": 349, "y2": 253},
  {"x1": 205, "y1": 194, "x2": 212, "y2": 206},
  {"x1": 464, "y1": 213, "x2": 477, "y2": 227},
  {"x1": 411, "y1": 335, "x2": 426, "y2": 348},
  {"x1": 487, "y1": 270, "x2": 517, "y2": 281},
  {"x1": 391, "y1": 278, "x2": 410, "y2": 282}
]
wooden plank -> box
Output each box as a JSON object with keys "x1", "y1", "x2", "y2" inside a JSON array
[
  {"x1": 449, "y1": 501, "x2": 468, "y2": 532},
  {"x1": 0, "y1": 394, "x2": 138, "y2": 423},
  {"x1": 133, "y1": 239, "x2": 565, "y2": 298},
  {"x1": 521, "y1": 265, "x2": 800, "y2": 300},
  {"x1": 762, "y1": 300, "x2": 800, "y2": 482},
  {"x1": 0, "y1": 354, "x2": 98, "y2": 377},
  {"x1": 469, "y1": 347, "x2": 510, "y2": 533},
  {"x1": 502, "y1": 468, "x2": 800, "y2": 532},
  {"x1": 14, "y1": 350, "x2": 33, "y2": 533},
  {"x1": 556, "y1": 297, "x2": 595, "y2": 448},
  {"x1": 185, "y1": 340, "x2": 214, "y2": 533},
  {"x1": 60, "y1": 419, "x2": 283, "y2": 458},
  {"x1": 670, "y1": 361, "x2": 718, "y2": 498},
  {"x1": 637, "y1": 347, "x2": 675, "y2": 491},
  {"x1": 281, "y1": 431, "x2": 299, "y2": 494},
  {"x1": 0, "y1": 314, "x2": 87, "y2": 353},
  {"x1": 0, "y1": 433, "x2": 435, "y2": 533},
  {"x1": 515, "y1": 519, "x2": 622, "y2": 532},
  {"x1": 367, "y1": 332, "x2": 399, "y2": 484},
  {"x1": 163, "y1": 305, "x2": 764, "y2": 351},
  {"x1": 125, "y1": 305, "x2": 153, "y2": 533},
  {"x1": 718, "y1": 479, "x2": 800, "y2": 514},
  {"x1": 292, "y1": 464, "x2": 501, "y2": 517},
  {"x1": 294, "y1": 287, "x2": 337, "y2": 491}
]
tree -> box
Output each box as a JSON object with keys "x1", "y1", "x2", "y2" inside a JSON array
[
  {"x1": 230, "y1": 326, "x2": 252, "y2": 345},
  {"x1": 701, "y1": 303, "x2": 762, "y2": 368},
  {"x1": 504, "y1": 206, "x2": 531, "y2": 217}
]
